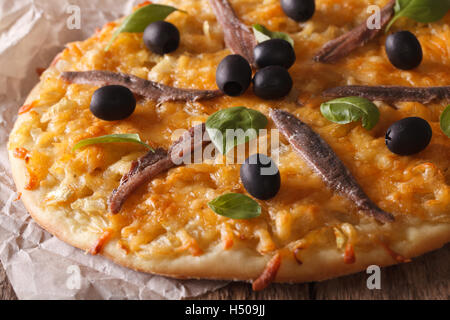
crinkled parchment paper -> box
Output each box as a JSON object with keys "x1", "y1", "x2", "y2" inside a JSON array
[{"x1": 0, "y1": 0, "x2": 227, "y2": 300}]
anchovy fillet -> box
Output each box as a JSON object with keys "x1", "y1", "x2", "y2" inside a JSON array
[
  {"x1": 323, "y1": 85, "x2": 450, "y2": 104},
  {"x1": 61, "y1": 71, "x2": 222, "y2": 103},
  {"x1": 109, "y1": 124, "x2": 209, "y2": 214},
  {"x1": 270, "y1": 109, "x2": 395, "y2": 223},
  {"x1": 314, "y1": 0, "x2": 395, "y2": 63},
  {"x1": 209, "y1": 0, "x2": 257, "y2": 65}
]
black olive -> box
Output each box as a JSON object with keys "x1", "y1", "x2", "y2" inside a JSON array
[
  {"x1": 385, "y1": 117, "x2": 432, "y2": 156},
  {"x1": 143, "y1": 21, "x2": 180, "y2": 55},
  {"x1": 280, "y1": 0, "x2": 315, "y2": 22},
  {"x1": 90, "y1": 85, "x2": 136, "y2": 121},
  {"x1": 240, "y1": 154, "x2": 281, "y2": 200},
  {"x1": 216, "y1": 54, "x2": 252, "y2": 96},
  {"x1": 253, "y1": 65, "x2": 293, "y2": 100},
  {"x1": 254, "y1": 39, "x2": 296, "y2": 69},
  {"x1": 385, "y1": 31, "x2": 423, "y2": 70}
]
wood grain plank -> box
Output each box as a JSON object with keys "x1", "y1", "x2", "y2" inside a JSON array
[
  {"x1": 314, "y1": 244, "x2": 450, "y2": 300},
  {"x1": 0, "y1": 263, "x2": 17, "y2": 300},
  {"x1": 190, "y1": 282, "x2": 312, "y2": 300}
]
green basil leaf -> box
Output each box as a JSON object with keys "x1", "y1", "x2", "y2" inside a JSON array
[
  {"x1": 208, "y1": 193, "x2": 261, "y2": 220},
  {"x1": 252, "y1": 24, "x2": 294, "y2": 47},
  {"x1": 206, "y1": 106, "x2": 268, "y2": 155},
  {"x1": 73, "y1": 134, "x2": 154, "y2": 151},
  {"x1": 386, "y1": 0, "x2": 450, "y2": 32},
  {"x1": 106, "y1": 4, "x2": 181, "y2": 51},
  {"x1": 440, "y1": 105, "x2": 450, "y2": 138},
  {"x1": 320, "y1": 97, "x2": 380, "y2": 130}
]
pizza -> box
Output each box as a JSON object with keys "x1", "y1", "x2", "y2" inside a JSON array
[{"x1": 7, "y1": 0, "x2": 450, "y2": 291}]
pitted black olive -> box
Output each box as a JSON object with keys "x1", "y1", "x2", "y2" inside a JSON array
[
  {"x1": 280, "y1": 0, "x2": 315, "y2": 22},
  {"x1": 240, "y1": 154, "x2": 281, "y2": 200},
  {"x1": 253, "y1": 66, "x2": 293, "y2": 100},
  {"x1": 216, "y1": 54, "x2": 252, "y2": 96},
  {"x1": 385, "y1": 117, "x2": 432, "y2": 155},
  {"x1": 254, "y1": 39, "x2": 296, "y2": 69},
  {"x1": 385, "y1": 31, "x2": 423, "y2": 70},
  {"x1": 144, "y1": 21, "x2": 180, "y2": 55},
  {"x1": 90, "y1": 85, "x2": 136, "y2": 121}
]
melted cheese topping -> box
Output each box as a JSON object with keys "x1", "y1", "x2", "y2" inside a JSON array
[{"x1": 8, "y1": 0, "x2": 450, "y2": 259}]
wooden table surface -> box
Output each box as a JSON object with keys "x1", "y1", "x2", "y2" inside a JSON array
[{"x1": 1, "y1": 244, "x2": 448, "y2": 300}]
